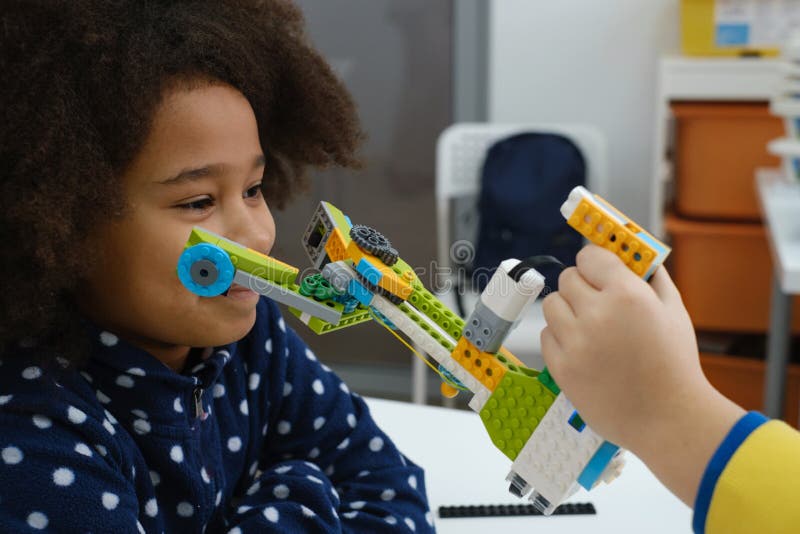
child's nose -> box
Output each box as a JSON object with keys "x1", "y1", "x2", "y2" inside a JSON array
[{"x1": 226, "y1": 207, "x2": 272, "y2": 254}]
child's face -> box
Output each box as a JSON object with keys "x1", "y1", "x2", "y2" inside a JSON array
[{"x1": 79, "y1": 82, "x2": 275, "y2": 369}]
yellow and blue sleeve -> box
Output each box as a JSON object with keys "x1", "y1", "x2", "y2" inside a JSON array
[{"x1": 693, "y1": 412, "x2": 800, "y2": 533}]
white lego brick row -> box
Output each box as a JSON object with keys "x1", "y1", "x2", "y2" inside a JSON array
[
  {"x1": 509, "y1": 393, "x2": 603, "y2": 507},
  {"x1": 479, "y1": 259, "x2": 544, "y2": 323},
  {"x1": 370, "y1": 297, "x2": 451, "y2": 365},
  {"x1": 370, "y1": 297, "x2": 489, "y2": 399},
  {"x1": 468, "y1": 388, "x2": 491, "y2": 413}
]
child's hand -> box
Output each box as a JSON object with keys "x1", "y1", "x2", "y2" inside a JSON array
[
  {"x1": 540, "y1": 245, "x2": 709, "y2": 452},
  {"x1": 541, "y1": 245, "x2": 746, "y2": 506}
]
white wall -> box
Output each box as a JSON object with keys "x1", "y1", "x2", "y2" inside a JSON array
[{"x1": 489, "y1": 0, "x2": 680, "y2": 223}]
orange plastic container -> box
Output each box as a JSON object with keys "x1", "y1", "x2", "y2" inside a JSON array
[
  {"x1": 665, "y1": 213, "x2": 800, "y2": 332},
  {"x1": 672, "y1": 102, "x2": 784, "y2": 220},
  {"x1": 700, "y1": 353, "x2": 799, "y2": 427}
]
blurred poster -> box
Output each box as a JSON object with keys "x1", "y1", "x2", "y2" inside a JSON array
[{"x1": 715, "y1": 0, "x2": 800, "y2": 46}]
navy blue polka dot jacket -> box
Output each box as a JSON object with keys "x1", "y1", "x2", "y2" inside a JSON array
[{"x1": 0, "y1": 298, "x2": 433, "y2": 532}]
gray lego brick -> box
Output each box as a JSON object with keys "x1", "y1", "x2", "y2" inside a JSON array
[
  {"x1": 322, "y1": 261, "x2": 357, "y2": 293},
  {"x1": 463, "y1": 299, "x2": 514, "y2": 353},
  {"x1": 302, "y1": 203, "x2": 335, "y2": 269},
  {"x1": 233, "y1": 270, "x2": 341, "y2": 325}
]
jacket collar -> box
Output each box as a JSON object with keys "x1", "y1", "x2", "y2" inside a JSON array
[{"x1": 82, "y1": 325, "x2": 235, "y2": 429}]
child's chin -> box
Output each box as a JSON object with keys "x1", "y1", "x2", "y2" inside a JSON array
[{"x1": 194, "y1": 313, "x2": 258, "y2": 347}]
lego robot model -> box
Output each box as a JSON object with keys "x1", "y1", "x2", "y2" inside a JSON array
[{"x1": 176, "y1": 185, "x2": 670, "y2": 515}]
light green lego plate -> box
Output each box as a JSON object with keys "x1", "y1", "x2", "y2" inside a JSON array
[
  {"x1": 480, "y1": 371, "x2": 557, "y2": 461},
  {"x1": 186, "y1": 227, "x2": 298, "y2": 285},
  {"x1": 288, "y1": 305, "x2": 373, "y2": 334}
]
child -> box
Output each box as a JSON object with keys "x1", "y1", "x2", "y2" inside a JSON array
[
  {"x1": 0, "y1": 1, "x2": 432, "y2": 532},
  {"x1": 542, "y1": 245, "x2": 800, "y2": 533}
]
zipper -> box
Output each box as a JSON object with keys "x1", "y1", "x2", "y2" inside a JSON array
[{"x1": 193, "y1": 387, "x2": 207, "y2": 421}]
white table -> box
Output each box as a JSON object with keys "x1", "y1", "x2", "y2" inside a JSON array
[
  {"x1": 756, "y1": 169, "x2": 800, "y2": 418},
  {"x1": 366, "y1": 397, "x2": 692, "y2": 533}
]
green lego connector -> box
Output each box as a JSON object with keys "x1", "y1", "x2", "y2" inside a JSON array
[
  {"x1": 537, "y1": 367, "x2": 561, "y2": 396},
  {"x1": 186, "y1": 227, "x2": 298, "y2": 285},
  {"x1": 480, "y1": 371, "x2": 557, "y2": 461},
  {"x1": 299, "y1": 273, "x2": 343, "y2": 301}
]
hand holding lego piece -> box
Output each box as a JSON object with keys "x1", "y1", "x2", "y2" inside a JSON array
[
  {"x1": 541, "y1": 245, "x2": 702, "y2": 449},
  {"x1": 541, "y1": 245, "x2": 745, "y2": 505}
]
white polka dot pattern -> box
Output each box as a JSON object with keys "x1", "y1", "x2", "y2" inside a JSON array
[
  {"x1": 22, "y1": 366, "x2": 42, "y2": 380},
  {"x1": 0, "y1": 300, "x2": 433, "y2": 532},
  {"x1": 27, "y1": 512, "x2": 48, "y2": 530},
  {"x1": 301, "y1": 505, "x2": 315, "y2": 517},
  {"x1": 176, "y1": 502, "x2": 194, "y2": 517},
  {"x1": 369, "y1": 437, "x2": 384, "y2": 452},
  {"x1": 227, "y1": 437, "x2": 242, "y2": 453},
  {"x1": 145, "y1": 498, "x2": 158, "y2": 517},
  {"x1": 67, "y1": 406, "x2": 86, "y2": 424},
  {"x1": 32, "y1": 415, "x2": 51, "y2": 429},
  {"x1": 74, "y1": 443, "x2": 92, "y2": 457},
  {"x1": 52, "y1": 467, "x2": 75, "y2": 486},
  {"x1": 2, "y1": 446, "x2": 23, "y2": 464},
  {"x1": 102, "y1": 492, "x2": 119, "y2": 510},
  {"x1": 170, "y1": 446, "x2": 184, "y2": 463}
]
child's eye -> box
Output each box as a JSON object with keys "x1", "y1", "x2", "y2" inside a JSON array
[
  {"x1": 177, "y1": 197, "x2": 214, "y2": 211},
  {"x1": 244, "y1": 183, "x2": 263, "y2": 199}
]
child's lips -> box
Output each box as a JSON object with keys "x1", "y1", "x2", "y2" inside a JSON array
[{"x1": 226, "y1": 284, "x2": 258, "y2": 301}]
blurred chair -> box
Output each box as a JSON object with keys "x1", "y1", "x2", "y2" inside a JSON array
[{"x1": 412, "y1": 122, "x2": 607, "y2": 405}]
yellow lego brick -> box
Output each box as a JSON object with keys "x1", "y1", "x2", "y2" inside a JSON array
[
  {"x1": 390, "y1": 258, "x2": 419, "y2": 285},
  {"x1": 567, "y1": 198, "x2": 656, "y2": 277},
  {"x1": 324, "y1": 227, "x2": 350, "y2": 263},
  {"x1": 345, "y1": 240, "x2": 413, "y2": 300},
  {"x1": 450, "y1": 337, "x2": 508, "y2": 392}
]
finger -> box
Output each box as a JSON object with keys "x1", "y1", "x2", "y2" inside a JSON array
[
  {"x1": 541, "y1": 292, "x2": 576, "y2": 342},
  {"x1": 649, "y1": 266, "x2": 683, "y2": 307},
  {"x1": 575, "y1": 244, "x2": 635, "y2": 290},
  {"x1": 540, "y1": 326, "x2": 565, "y2": 376},
  {"x1": 557, "y1": 266, "x2": 599, "y2": 316}
]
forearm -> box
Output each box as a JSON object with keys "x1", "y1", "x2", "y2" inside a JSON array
[{"x1": 629, "y1": 381, "x2": 745, "y2": 507}]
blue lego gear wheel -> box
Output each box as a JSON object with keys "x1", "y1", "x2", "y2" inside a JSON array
[{"x1": 177, "y1": 243, "x2": 235, "y2": 297}]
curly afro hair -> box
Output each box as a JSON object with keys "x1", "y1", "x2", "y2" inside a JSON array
[{"x1": 0, "y1": 0, "x2": 364, "y2": 364}]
